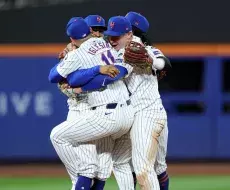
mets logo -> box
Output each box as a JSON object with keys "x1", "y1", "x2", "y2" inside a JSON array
[
  {"x1": 97, "y1": 16, "x2": 101, "y2": 23},
  {"x1": 110, "y1": 22, "x2": 115, "y2": 29},
  {"x1": 135, "y1": 21, "x2": 139, "y2": 25}
]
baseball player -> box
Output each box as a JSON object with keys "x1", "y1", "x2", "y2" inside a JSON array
[
  {"x1": 124, "y1": 12, "x2": 170, "y2": 190},
  {"x1": 85, "y1": 15, "x2": 107, "y2": 37},
  {"x1": 56, "y1": 15, "x2": 116, "y2": 190},
  {"x1": 49, "y1": 17, "x2": 134, "y2": 190},
  {"x1": 106, "y1": 12, "x2": 170, "y2": 190},
  {"x1": 115, "y1": 12, "x2": 170, "y2": 190},
  {"x1": 58, "y1": 14, "x2": 107, "y2": 60}
]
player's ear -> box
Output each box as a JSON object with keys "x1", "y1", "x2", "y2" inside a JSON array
[
  {"x1": 70, "y1": 37, "x2": 74, "y2": 43},
  {"x1": 90, "y1": 27, "x2": 93, "y2": 33},
  {"x1": 70, "y1": 37, "x2": 79, "y2": 48},
  {"x1": 127, "y1": 31, "x2": 133, "y2": 43},
  {"x1": 128, "y1": 31, "x2": 133, "y2": 38},
  {"x1": 95, "y1": 31, "x2": 100, "y2": 37}
]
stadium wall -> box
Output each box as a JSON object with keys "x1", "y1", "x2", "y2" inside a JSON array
[{"x1": 0, "y1": 44, "x2": 230, "y2": 161}]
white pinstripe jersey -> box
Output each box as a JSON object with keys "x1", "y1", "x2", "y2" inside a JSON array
[
  {"x1": 120, "y1": 36, "x2": 166, "y2": 110},
  {"x1": 57, "y1": 37, "x2": 132, "y2": 108}
]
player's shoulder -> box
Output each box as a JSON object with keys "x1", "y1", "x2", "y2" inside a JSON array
[
  {"x1": 63, "y1": 50, "x2": 79, "y2": 61},
  {"x1": 76, "y1": 37, "x2": 96, "y2": 50},
  {"x1": 146, "y1": 45, "x2": 164, "y2": 56},
  {"x1": 80, "y1": 37, "x2": 109, "y2": 53},
  {"x1": 152, "y1": 47, "x2": 164, "y2": 56},
  {"x1": 92, "y1": 37, "x2": 110, "y2": 48},
  {"x1": 83, "y1": 37, "x2": 104, "y2": 46},
  {"x1": 94, "y1": 37, "x2": 106, "y2": 43}
]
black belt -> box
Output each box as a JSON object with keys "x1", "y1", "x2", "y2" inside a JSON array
[{"x1": 91, "y1": 100, "x2": 131, "y2": 110}]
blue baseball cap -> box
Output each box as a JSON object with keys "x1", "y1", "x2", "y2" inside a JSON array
[
  {"x1": 104, "y1": 16, "x2": 132, "y2": 37},
  {"x1": 125, "y1": 12, "x2": 149, "y2": 33},
  {"x1": 84, "y1": 15, "x2": 106, "y2": 29},
  {"x1": 66, "y1": 17, "x2": 90, "y2": 40}
]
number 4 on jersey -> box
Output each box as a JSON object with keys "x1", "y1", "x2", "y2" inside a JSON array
[{"x1": 101, "y1": 50, "x2": 115, "y2": 65}]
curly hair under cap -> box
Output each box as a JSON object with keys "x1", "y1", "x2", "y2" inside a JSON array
[{"x1": 132, "y1": 25, "x2": 152, "y2": 46}]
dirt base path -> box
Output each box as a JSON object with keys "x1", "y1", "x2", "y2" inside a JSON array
[
  {"x1": 168, "y1": 163, "x2": 230, "y2": 175},
  {"x1": 0, "y1": 163, "x2": 230, "y2": 177}
]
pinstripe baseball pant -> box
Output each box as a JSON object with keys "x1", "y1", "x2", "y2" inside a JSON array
[
  {"x1": 50, "y1": 102, "x2": 134, "y2": 180},
  {"x1": 112, "y1": 99, "x2": 167, "y2": 190}
]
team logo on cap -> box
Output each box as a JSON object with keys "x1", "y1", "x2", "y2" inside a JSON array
[
  {"x1": 97, "y1": 16, "x2": 102, "y2": 23},
  {"x1": 135, "y1": 21, "x2": 139, "y2": 25},
  {"x1": 110, "y1": 22, "x2": 115, "y2": 29}
]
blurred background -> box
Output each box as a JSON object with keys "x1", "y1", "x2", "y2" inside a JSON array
[{"x1": 0, "y1": 0, "x2": 230, "y2": 189}]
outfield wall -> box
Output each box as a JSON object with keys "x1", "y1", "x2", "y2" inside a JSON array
[{"x1": 0, "y1": 44, "x2": 230, "y2": 161}]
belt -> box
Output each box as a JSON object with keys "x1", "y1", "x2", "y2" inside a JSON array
[{"x1": 91, "y1": 99, "x2": 131, "y2": 110}]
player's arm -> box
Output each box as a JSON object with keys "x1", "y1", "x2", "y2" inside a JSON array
[
  {"x1": 80, "y1": 65, "x2": 128, "y2": 91},
  {"x1": 49, "y1": 63, "x2": 101, "y2": 85},
  {"x1": 48, "y1": 63, "x2": 64, "y2": 83},
  {"x1": 146, "y1": 46, "x2": 172, "y2": 71},
  {"x1": 68, "y1": 65, "x2": 127, "y2": 89},
  {"x1": 48, "y1": 51, "x2": 81, "y2": 83},
  {"x1": 66, "y1": 65, "x2": 101, "y2": 86}
]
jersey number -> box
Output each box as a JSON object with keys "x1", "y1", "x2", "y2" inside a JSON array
[{"x1": 101, "y1": 50, "x2": 115, "y2": 65}]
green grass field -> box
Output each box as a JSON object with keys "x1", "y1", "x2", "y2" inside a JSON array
[{"x1": 1, "y1": 176, "x2": 230, "y2": 190}]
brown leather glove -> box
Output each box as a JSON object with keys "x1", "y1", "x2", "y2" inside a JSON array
[{"x1": 124, "y1": 41, "x2": 152, "y2": 69}]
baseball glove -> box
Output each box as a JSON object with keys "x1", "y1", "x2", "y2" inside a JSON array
[{"x1": 124, "y1": 41, "x2": 152, "y2": 70}]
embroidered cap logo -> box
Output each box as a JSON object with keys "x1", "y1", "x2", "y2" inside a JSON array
[
  {"x1": 110, "y1": 22, "x2": 115, "y2": 29},
  {"x1": 97, "y1": 16, "x2": 102, "y2": 23}
]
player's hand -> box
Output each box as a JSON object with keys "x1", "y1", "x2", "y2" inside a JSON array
[
  {"x1": 99, "y1": 65, "x2": 120, "y2": 78},
  {"x1": 58, "y1": 43, "x2": 77, "y2": 60},
  {"x1": 59, "y1": 82, "x2": 70, "y2": 89}
]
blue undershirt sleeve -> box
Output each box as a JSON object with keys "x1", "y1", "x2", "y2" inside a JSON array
[
  {"x1": 48, "y1": 63, "x2": 65, "y2": 83},
  {"x1": 67, "y1": 65, "x2": 100, "y2": 86},
  {"x1": 81, "y1": 65, "x2": 128, "y2": 91}
]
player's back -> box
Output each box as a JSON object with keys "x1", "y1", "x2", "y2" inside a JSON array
[{"x1": 76, "y1": 37, "x2": 130, "y2": 107}]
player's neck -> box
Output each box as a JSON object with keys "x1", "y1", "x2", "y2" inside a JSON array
[{"x1": 71, "y1": 34, "x2": 93, "y2": 47}]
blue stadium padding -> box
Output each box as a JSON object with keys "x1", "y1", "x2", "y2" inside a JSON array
[
  {"x1": 0, "y1": 56, "x2": 229, "y2": 160},
  {"x1": 217, "y1": 116, "x2": 230, "y2": 157},
  {"x1": 222, "y1": 93, "x2": 230, "y2": 101},
  {"x1": 0, "y1": 57, "x2": 68, "y2": 159},
  {"x1": 167, "y1": 116, "x2": 212, "y2": 158},
  {"x1": 203, "y1": 57, "x2": 222, "y2": 157}
]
